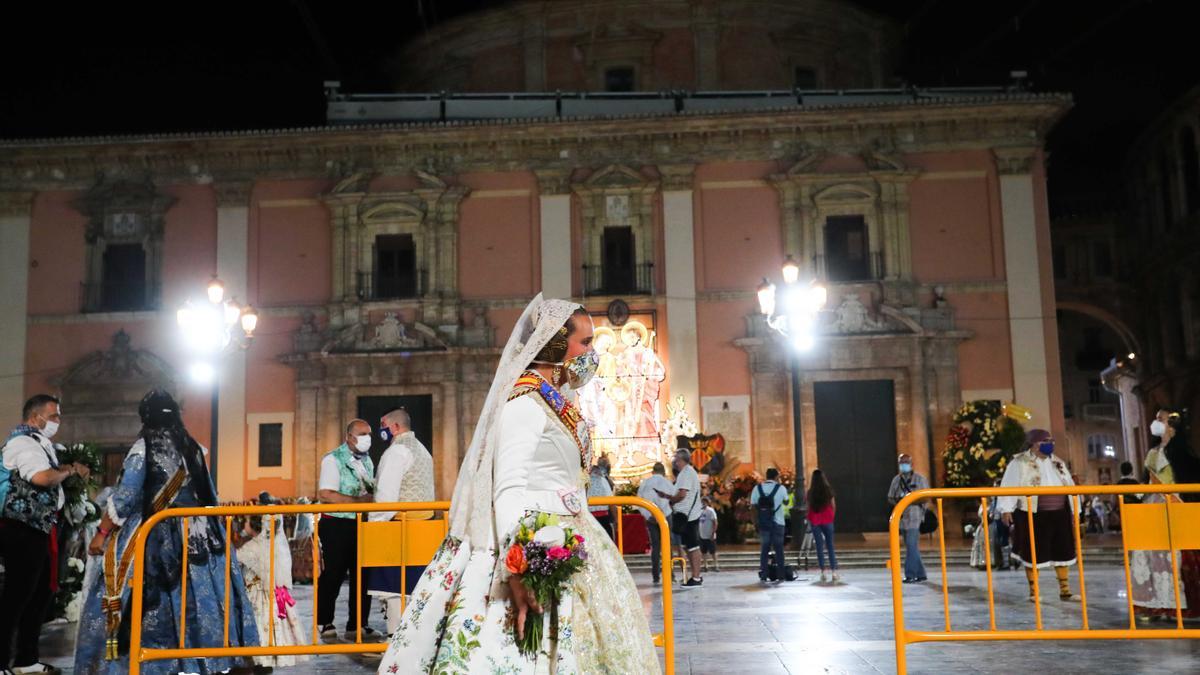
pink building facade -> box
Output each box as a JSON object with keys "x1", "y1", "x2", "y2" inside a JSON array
[{"x1": 0, "y1": 93, "x2": 1069, "y2": 531}]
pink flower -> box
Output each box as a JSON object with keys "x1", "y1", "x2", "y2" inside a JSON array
[
  {"x1": 548, "y1": 546, "x2": 572, "y2": 561},
  {"x1": 573, "y1": 534, "x2": 585, "y2": 544}
]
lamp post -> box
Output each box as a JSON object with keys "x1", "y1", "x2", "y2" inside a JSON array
[
  {"x1": 176, "y1": 276, "x2": 258, "y2": 481},
  {"x1": 757, "y1": 255, "x2": 827, "y2": 546}
]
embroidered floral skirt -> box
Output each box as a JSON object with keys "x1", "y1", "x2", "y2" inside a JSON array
[{"x1": 376, "y1": 512, "x2": 660, "y2": 674}]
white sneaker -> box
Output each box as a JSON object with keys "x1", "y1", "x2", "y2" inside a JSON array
[
  {"x1": 832, "y1": 572, "x2": 842, "y2": 584},
  {"x1": 818, "y1": 571, "x2": 829, "y2": 584}
]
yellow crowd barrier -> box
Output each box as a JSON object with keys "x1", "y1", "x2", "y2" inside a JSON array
[
  {"x1": 889, "y1": 483, "x2": 1200, "y2": 674},
  {"x1": 126, "y1": 496, "x2": 674, "y2": 675}
]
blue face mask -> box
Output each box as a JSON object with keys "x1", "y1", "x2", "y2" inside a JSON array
[
  {"x1": 1038, "y1": 441, "x2": 1055, "y2": 455},
  {"x1": 899, "y1": 463, "x2": 912, "y2": 474},
  {"x1": 379, "y1": 428, "x2": 391, "y2": 443}
]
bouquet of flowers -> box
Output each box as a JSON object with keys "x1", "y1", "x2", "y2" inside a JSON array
[{"x1": 503, "y1": 512, "x2": 588, "y2": 657}]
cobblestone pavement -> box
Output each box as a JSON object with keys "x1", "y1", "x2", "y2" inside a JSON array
[{"x1": 38, "y1": 562, "x2": 1200, "y2": 674}]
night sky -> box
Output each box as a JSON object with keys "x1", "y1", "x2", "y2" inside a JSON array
[{"x1": 2, "y1": 0, "x2": 1193, "y2": 205}]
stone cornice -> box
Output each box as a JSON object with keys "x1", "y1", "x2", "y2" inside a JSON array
[
  {"x1": 0, "y1": 97, "x2": 1071, "y2": 191},
  {"x1": 213, "y1": 180, "x2": 253, "y2": 207},
  {"x1": 992, "y1": 147, "x2": 1039, "y2": 175},
  {"x1": 0, "y1": 191, "x2": 34, "y2": 217},
  {"x1": 658, "y1": 164, "x2": 697, "y2": 191}
]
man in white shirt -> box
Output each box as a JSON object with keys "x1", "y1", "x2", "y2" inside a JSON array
[
  {"x1": 315, "y1": 418, "x2": 380, "y2": 641},
  {"x1": 637, "y1": 462, "x2": 674, "y2": 584},
  {"x1": 658, "y1": 449, "x2": 704, "y2": 587},
  {"x1": 1, "y1": 394, "x2": 89, "y2": 674},
  {"x1": 366, "y1": 409, "x2": 435, "y2": 635},
  {"x1": 587, "y1": 464, "x2": 617, "y2": 540}
]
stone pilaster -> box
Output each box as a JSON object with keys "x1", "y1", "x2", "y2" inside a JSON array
[
  {"x1": 535, "y1": 169, "x2": 573, "y2": 299},
  {"x1": 0, "y1": 192, "x2": 33, "y2": 423},
  {"x1": 214, "y1": 180, "x2": 252, "y2": 500},
  {"x1": 994, "y1": 147, "x2": 1055, "y2": 432},
  {"x1": 660, "y1": 165, "x2": 701, "y2": 420}
]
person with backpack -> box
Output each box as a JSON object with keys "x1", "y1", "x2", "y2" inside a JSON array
[
  {"x1": 806, "y1": 469, "x2": 839, "y2": 584},
  {"x1": 751, "y1": 468, "x2": 789, "y2": 582},
  {"x1": 887, "y1": 453, "x2": 929, "y2": 583},
  {"x1": 656, "y1": 449, "x2": 705, "y2": 587},
  {"x1": 1, "y1": 394, "x2": 90, "y2": 675}
]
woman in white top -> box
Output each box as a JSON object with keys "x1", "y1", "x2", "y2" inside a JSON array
[{"x1": 376, "y1": 294, "x2": 659, "y2": 674}]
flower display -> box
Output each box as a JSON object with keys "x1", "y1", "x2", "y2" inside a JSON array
[
  {"x1": 942, "y1": 400, "x2": 1026, "y2": 487},
  {"x1": 504, "y1": 512, "x2": 588, "y2": 657}
]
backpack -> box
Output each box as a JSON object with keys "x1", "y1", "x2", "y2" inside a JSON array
[
  {"x1": 0, "y1": 430, "x2": 37, "y2": 512},
  {"x1": 756, "y1": 483, "x2": 782, "y2": 530}
]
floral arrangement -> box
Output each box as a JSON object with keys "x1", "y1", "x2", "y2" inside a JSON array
[
  {"x1": 49, "y1": 443, "x2": 102, "y2": 620},
  {"x1": 504, "y1": 512, "x2": 588, "y2": 657},
  {"x1": 942, "y1": 400, "x2": 1025, "y2": 487}
]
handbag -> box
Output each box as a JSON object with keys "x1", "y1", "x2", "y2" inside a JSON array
[{"x1": 900, "y1": 474, "x2": 939, "y2": 535}]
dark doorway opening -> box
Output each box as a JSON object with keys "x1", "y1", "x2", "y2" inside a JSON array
[
  {"x1": 375, "y1": 234, "x2": 418, "y2": 299},
  {"x1": 356, "y1": 394, "x2": 434, "y2": 468},
  {"x1": 813, "y1": 379, "x2": 898, "y2": 532},
  {"x1": 824, "y1": 215, "x2": 871, "y2": 282},
  {"x1": 601, "y1": 226, "x2": 635, "y2": 294},
  {"x1": 100, "y1": 243, "x2": 147, "y2": 311}
]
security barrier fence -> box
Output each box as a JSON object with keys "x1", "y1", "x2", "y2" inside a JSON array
[{"x1": 125, "y1": 497, "x2": 674, "y2": 675}]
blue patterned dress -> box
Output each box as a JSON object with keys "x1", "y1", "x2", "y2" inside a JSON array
[{"x1": 73, "y1": 436, "x2": 259, "y2": 675}]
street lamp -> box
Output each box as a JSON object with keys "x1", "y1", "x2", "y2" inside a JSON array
[
  {"x1": 757, "y1": 255, "x2": 827, "y2": 549},
  {"x1": 177, "y1": 275, "x2": 258, "y2": 481}
]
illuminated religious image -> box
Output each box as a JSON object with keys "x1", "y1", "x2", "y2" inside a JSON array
[{"x1": 576, "y1": 319, "x2": 667, "y2": 480}]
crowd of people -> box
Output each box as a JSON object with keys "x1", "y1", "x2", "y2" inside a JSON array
[{"x1": 4, "y1": 292, "x2": 1200, "y2": 673}]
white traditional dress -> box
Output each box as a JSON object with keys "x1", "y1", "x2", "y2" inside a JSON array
[
  {"x1": 1130, "y1": 446, "x2": 1192, "y2": 617},
  {"x1": 377, "y1": 295, "x2": 659, "y2": 675},
  {"x1": 238, "y1": 515, "x2": 310, "y2": 668}
]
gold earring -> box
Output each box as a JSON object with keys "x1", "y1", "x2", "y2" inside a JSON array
[{"x1": 553, "y1": 364, "x2": 563, "y2": 385}]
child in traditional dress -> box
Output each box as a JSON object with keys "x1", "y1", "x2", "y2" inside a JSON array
[{"x1": 236, "y1": 494, "x2": 310, "y2": 670}]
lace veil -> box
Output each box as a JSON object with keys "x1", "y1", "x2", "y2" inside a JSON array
[{"x1": 447, "y1": 293, "x2": 583, "y2": 549}]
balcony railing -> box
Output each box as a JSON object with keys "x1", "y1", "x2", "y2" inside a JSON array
[
  {"x1": 1081, "y1": 403, "x2": 1119, "y2": 422},
  {"x1": 357, "y1": 270, "x2": 426, "y2": 301},
  {"x1": 80, "y1": 281, "x2": 160, "y2": 313},
  {"x1": 582, "y1": 263, "x2": 654, "y2": 297}
]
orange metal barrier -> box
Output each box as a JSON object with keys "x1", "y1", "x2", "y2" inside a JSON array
[
  {"x1": 126, "y1": 496, "x2": 674, "y2": 674},
  {"x1": 889, "y1": 483, "x2": 1200, "y2": 674}
]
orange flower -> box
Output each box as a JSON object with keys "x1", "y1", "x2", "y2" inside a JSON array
[{"x1": 505, "y1": 543, "x2": 528, "y2": 575}]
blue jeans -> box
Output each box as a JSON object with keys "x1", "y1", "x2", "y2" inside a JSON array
[
  {"x1": 759, "y1": 523, "x2": 786, "y2": 577},
  {"x1": 901, "y1": 527, "x2": 927, "y2": 579},
  {"x1": 811, "y1": 523, "x2": 837, "y2": 570}
]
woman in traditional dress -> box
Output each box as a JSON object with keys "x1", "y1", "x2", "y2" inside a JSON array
[
  {"x1": 377, "y1": 294, "x2": 660, "y2": 674},
  {"x1": 1163, "y1": 412, "x2": 1200, "y2": 619},
  {"x1": 237, "y1": 509, "x2": 310, "y2": 668},
  {"x1": 1130, "y1": 410, "x2": 1195, "y2": 620},
  {"x1": 74, "y1": 389, "x2": 258, "y2": 675}
]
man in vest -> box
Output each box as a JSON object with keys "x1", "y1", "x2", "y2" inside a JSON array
[
  {"x1": 1, "y1": 394, "x2": 90, "y2": 674},
  {"x1": 316, "y1": 419, "x2": 379, "y2": 641},
  {"x1": 366, "y1": 408, "x2": 435, "y2": 636}
]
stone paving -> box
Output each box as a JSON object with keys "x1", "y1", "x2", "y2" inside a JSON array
[{"x1": 37, "y1": 561, "x2": 1200, "y2": 674}]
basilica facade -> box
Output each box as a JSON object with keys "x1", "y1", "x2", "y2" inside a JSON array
[{"x1": 0, "y1": 0, "x2": 1070, "y2": 531}]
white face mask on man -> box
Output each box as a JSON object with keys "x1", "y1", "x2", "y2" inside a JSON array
[{"x1": 353, "y1": 434, "x2": 372, "y2": 453}]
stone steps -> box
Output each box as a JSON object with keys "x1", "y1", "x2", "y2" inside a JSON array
[{"x1": 620, "y1": 548, "x2": 1126, "y2": 570}]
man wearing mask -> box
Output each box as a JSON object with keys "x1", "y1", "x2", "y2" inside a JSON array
[
  {"x1": 366, "y1": 408, "x2": 435, "y2": 636},
  {"x1": 1, "y1": 394, "x2": 90, "y2": 675},
  {"x1": 997, "y1": 429, "x2": 1081, "y2": 602},
  {"x1": 637, "y1": 462, "x2": 674, "y2": 584},
  {"x1": 887, "y1": 453, "x2": 928, "y2": 583},
  {"x1": 657, "y1": 449, "x2": 704, "y2": 586},
  {"x1": 316, "y1": 418, "x2": 379, "y2": 641}
]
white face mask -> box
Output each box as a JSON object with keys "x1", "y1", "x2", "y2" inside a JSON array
[
  {"x1": 1150, "y1": 420, "x2": 1167, "y2": 437},
  {"x1": 353, "y1": 434, "x2": 372, "y2": 453},
  {"x1": 41, "y1": 418, "x2": 60, "y2": 439}
]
